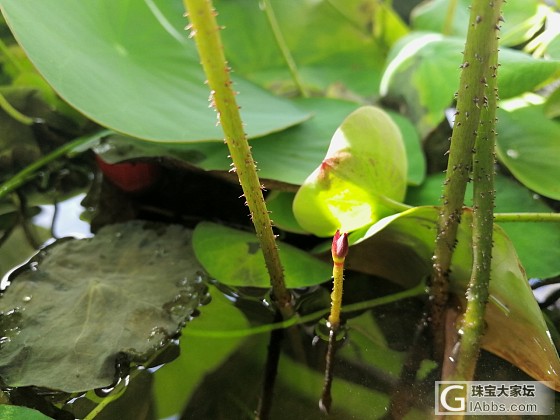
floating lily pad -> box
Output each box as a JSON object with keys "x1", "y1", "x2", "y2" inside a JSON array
[
  {"x1": 213, "y1": 0, "x2": 389, "y2": 96},
  {"x1": 192, "y1": 222, "x2": 331, "y2": 288},
  {"x1": 0, "y1": 221, "x2": 208, "y2": 392},
  {"x1": 0, "y1": 0, "x2": 309, "y2": 142}
]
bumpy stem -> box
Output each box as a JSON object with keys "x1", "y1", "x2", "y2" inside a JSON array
[
  {"x1": 430, "y1": 0, "x2": 504, "y2": 360},
  {"x1": 452, "y1": 10, "x2": 501, "y2": 380},
  {"x1": 183, "y1": 0, "x2": 293, "y2": 316}
]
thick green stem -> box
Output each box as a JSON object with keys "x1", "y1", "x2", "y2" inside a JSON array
[
  {"x1": 451, "y1": 13, "x2": 500, "y2": 381},
  {"x1": 430, "y1": 0, "x2": 504, "y2": 361},
  {"x1": 183, "y1": 0, "x2": 293, "y2": 316},
  {"x1": 261, "y1": 0, "x2": 308, "y2": 98}
]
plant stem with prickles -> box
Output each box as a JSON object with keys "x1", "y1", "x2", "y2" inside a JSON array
[
  {"x1": 452, "y1": 7, "x2": 501, "y2": 381},
  {"x1": 183, "y1": 0, "x2": 293, "y2": 317},
  {"x1": 430, "y1": 0, "x2": 504, "y2": 361}
]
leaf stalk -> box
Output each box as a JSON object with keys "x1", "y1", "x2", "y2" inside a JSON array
[
  {"x1": 430, "y1": 0, "x2": 504, "y2": 361},
  {"x1": 182, "y1": 0, "x2": 293, "y2": 317}
]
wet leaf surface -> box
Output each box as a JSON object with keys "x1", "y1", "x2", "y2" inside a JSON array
[
  {"x1": 496, "y1": 104, "x2": 560, "y2": 200},
  {"x1": 0, "y1": 221, "x2": 207, "y2": 392}
]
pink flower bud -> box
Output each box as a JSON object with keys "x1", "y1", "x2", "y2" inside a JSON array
[{"x1": 331, "y1": 229, "x2": 348, "y2": 264}]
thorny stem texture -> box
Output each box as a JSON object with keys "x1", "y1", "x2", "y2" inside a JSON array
[
  {"x1": 452, "y1": 7, "x2": 501, "y2": 381},
  {"x1": 430, "y1": 0, "x2": 504, "y2": 361},
  {"x1": 183, "y1": 0, "x2": 293, "y2": 317}
]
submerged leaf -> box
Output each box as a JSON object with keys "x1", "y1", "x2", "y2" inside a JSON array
[
  {"x1": 192, "y1": 222, "x2": 331, "y2": 288},
  {"x1": 0, "y1": 221, "x2": 208, "y2": 392},
  {"x1": 293, "y1": 106, "x2": 407, "y2": 236},
  {"x1": 153, "y1": 284, "x2": 249, "y2": 418},
  {"x1": 347, "y1": 207, "x2": 560, "y2": 389}
]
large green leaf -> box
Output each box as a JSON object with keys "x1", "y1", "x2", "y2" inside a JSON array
[
  {"x1": 0, "y1": 221, "x2": 207, "y2": 392},
  {"x1": 406, "y1": 173, "x2": 560, "y2": 279},
  {"x1": 213, "y1": 0, "x2": 389, "y2": 96},
  {"x1": 293, "y1": 106, "x2": 407, "y2": 236},
  {"x1": 380, "y1": 33, "x2": 560, "y2": 135},
  {"x1": 91, "y1": 98, "x2": 360, "y2": 187},
  {"x1": 0, "y1": 0, "x2": 309, "y2": 142},
  {"x1": 92, "y1": 98, "x2": 424, "y2": 188},
  {"x1": 411, "y1": 0, "x2": 544, "y2": 47},
  {"x1": 496, "y1": 104, "x2": 560, "y2": 200},
  {"x1": 345, "y1": 207, "x2": 560, "y2": 389},
  {"x1": 192, "y1": 222, "x2": 331, "y2": 288}
]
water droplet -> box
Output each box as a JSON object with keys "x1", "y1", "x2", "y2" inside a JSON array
[
  {"x1": 176, "y1": 277, "x2": 189, "y2": 288},
  {"x1": 313, "y1": 319, "x2": 347, "y2": 342},
  {"x1": 506, "y1": 149, "x2": 519, "y2": 159},
  {"x1": 22, "y1": 296, "x2": 32, "y2": 303}
]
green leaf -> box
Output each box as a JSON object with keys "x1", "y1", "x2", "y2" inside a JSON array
[
  {"x1": 153, "y1": 284, "x2": 249, "y2": 418},
  {"x1": 192, "y1": 222, "x2": 331, "y2": 288},
  {"x1": 213, "y1": 0, "x2": 388, "y2": 96},
  {"x1": 544, "y1": 85, "x2": 560, "y2": 119},
  {"x1": 91, "y1": 98, "x2": 422, "y2": 189},
  {"x1": 346, "y1": 207, "x2": 560, "y2": 389},
  {"x1": 266, "y1": 191, "x2": 307, "y2": 234},
  {"x1": 411, "y1": 0, "x2": 544, "y2": 47},
  {"x1": 92, "y1": 98, "x2": 360, "y2": 187},
  {"x1": 0, "y1": 221, "x2": 207, "y2": 392},
  {"x1": 0, "y1": 405, "x2": 53, "y2": 420},
  {"x1": 496, "y1": 103, "x2": 560, "y2": 200},
  {"x1": 406, "y1": 173, "x2": 560, "y2": 279},
  {"x1": 0, "y1": 0, "x2": 309, "y2": 142},
  {"x1": 388, "y1": 111, "x2": 425, "y2": 186},
  {"x1": 380, "y1": 33, "x2": 560, "y2": 135},
  {"x1": 293, "y1": 106, "x2": 407, "y2": 236}
]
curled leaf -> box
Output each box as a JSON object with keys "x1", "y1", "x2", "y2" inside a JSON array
[{"x1": 293, "y1": 106, "x2": 407, "y2": 236}]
